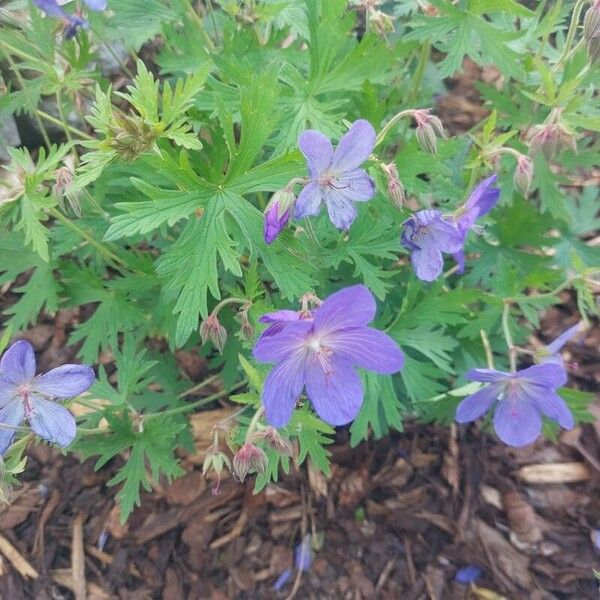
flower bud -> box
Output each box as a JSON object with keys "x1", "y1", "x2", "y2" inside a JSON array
[
  {"x1": 528, "y1": 109, "x2": 577, "y2": 160},
  {"x1": 381, "y1": 162, "x2": 405, "y2": 209},
  {"x1": 232, "y1": 443, "x2": 268, "y2": 482},
  {"x1": 513, "y1": 154, "x2": 534, "y2": 197},
  {"x1": 367, "y1": 7, "x2": 395, "y2": 36},
  {"x1": 202, "y1": 443, "x2": 232, "y2": 495},
  {"x1": 412, "y1": 109, "x2": 445, "y2": 154},
  {"x1": 200, "y1": 314, "x2": 227, "y2": 353},
  {"x1": 250, "y1": 427, "x2": 294, "y2": 457},
  {"x1": 53, "y1": 165, "x2": 82, "y2": 216},
  {"x1": 584, "y1": 1, "x2": 600, "y2": 63},
  {"x1": 263, "y1": 189, "x2": 296, "y2": 244}
]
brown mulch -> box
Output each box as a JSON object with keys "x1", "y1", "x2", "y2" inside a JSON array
[{"x1": 0, "y1": 305, "x2": 598, "y2": 600}]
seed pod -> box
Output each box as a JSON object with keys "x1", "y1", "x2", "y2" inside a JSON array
[
  {"x1": 200, "y1": 315, "x2": 227, "y2": 353},
  {"x1": 513, "y1": 154, "x2": 534, "y2": 197}
]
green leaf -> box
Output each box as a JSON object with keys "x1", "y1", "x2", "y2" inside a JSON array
[{"x1": 288, "y1": 407, "x2": 334, "y2": 476}]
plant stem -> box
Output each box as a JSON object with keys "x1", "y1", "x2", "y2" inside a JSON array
[
  {"x1": 244, "y1": 406, "x2": 265, "y2": 442},
  {"x1": 480, "y1": 329, "x2": 495, "y2": 370},
  {"x1": 177, "y1": 374, "x2": 219, "y2": 398},
  {"x1": 188, "y1": 0, "x2": 216, "y2": 50},
  {"x1": 37, "y1": 109, "x2": 94, "y2": 140},
  {"x1": 553, "y1": 0, "x2": 587, "y2": 71},
  {"x1": 304, "y1": 219, "x2": 322, "y2": 249},
  {"x1": 145, "y1": 379, "x2": 247, "y2": 419},
  {"x1": 55, "y1": 90, "x2": 73, "y2": 144},
  {"x1": 407, "y1": 41, "x2": 431, "y2": 104},
  {"x1": 501, "y1": 301, "x2": 517, "y2": 372},
  {"x1": 211, "y1": 297, "x2": 250, "y2": 317},
  {"x1": 375, "y1": 110, "x2": 414, "y2": 148}
]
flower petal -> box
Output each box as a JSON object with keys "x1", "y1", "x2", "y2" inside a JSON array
[
  {"x1": 328, "y1": 327, "x2": 404, "y2": 374},
  {"x1": 523, "y1": 386, "x2": 574, "y2": 430},
  {"x1": 0, "y1": 341, "x2": 36, "y2": 385},
  {"x1": 0, "y1": 379, "x2": 18, "y2": 406},
  {"x1": 0, "y1": 400, "x2": 25, "y2": 454},
  {"x1": 34, "y1": 365, "x2": 95, "y2": 398},
  {"x1": 432, "y1": 218, "x2": 464, "y2": 253},
  {"x1": 465, "y1": 368, "x2": 508, "y2": 383},
  {"x1": 314, "y1": 285, "x2": 376, "y2": 331},
  {"x1": 493, "y1": 393, "x2": 542, "y2": 447},
  {"x1": 305, "y1": 358, "x2": 363, "y2": 426},
  {"x1": 517, "y1": 363, "x2": 567, "y2": 389},
  {"x1": 453, "y1": 249, "x2": 466, "y2": 274},
  {"x1": 336, "y1": 168, "x2": 375, "y2": 202},
  {"x1": 544, "y1": 322, "x2": 584, "y2": 355},
  {"x1": 323, "y1": 189, "x2": 357, "y2": 230},
  {"x1": 262, "y1": 354, "x2": 306, "y2": 427},
  {"x1": 28, "y1": 396, "x2": 77, "y2": 448},
  {"x1": 331, "y1": 120, "x2": 376, "y2": 172},
  {"x1": 33, "y1": 0, "x2": 68, "y2": 18},
  {"x1": 409, "y1": 238, "x2": 445, "y2": 282},
  {"x1": 253, "y1": 320, "x2": 311, "y2": 363},
  {"x1": 259, "y1": 310, "x2": 301, "y2": 324},
  {"x1": 294, "y1": 182, "x2": 323, "y2": 219},
  {"x1": 455, "y1": 383, "x2": 501, "y2": 423},
  {"x1": 463, "y1": 175, "x2": 500, "y2": 217},
  {"x1": 83, "y1": 0, "x2": 107, "y2": 10},
  {"x1": 298, "y1": 130, "x2": 333, "y2": 178}
]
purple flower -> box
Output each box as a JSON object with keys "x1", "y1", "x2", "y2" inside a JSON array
[
  {"x1": 295, "y1": 535, "x2": 313, "y2": 571},
  {"x1": 33, "y1": 0, "x2": 106, "y2": 38},
  {"x1": 535, "y1": 322, "x2": 584, "y2": 366},
  {"x1": 0, "y1": 340, "x2": 94, "y2": 453},
  {"x1": 455, "y1": 565, "x2": 482, "y2": 584},
  {"x1": 400, "y1": 209, "x2": 464, "y2": 282},
  {"x1": 452, "y1": 175, "x2": 500, "y2": 273},
  {"x1": 263, "y1": 189, "x2": 295, "y2": 245},
  {"x1": 83, "y1": 0, "x2": 107, "y2": 10},
  {"x1": 295, "y1": 120, "x2": 376, "y2": 231},
  {"x1": 253, "y1": 285, "x2": 404, "y2": 427},
  {"x1": 273, "y1": 568, "x2": 292, "y2": 591},
  {"x1": 455, "y1": 364, "x2": 574, "y2": 447}
]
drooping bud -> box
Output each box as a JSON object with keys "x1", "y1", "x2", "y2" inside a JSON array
[
  {"x1": 232, "y1": 443, "x2": 268, "y2": 482},
  {"x1": 584, "y1": 0, "x2": 600, "y2": 63},
  {"x1": 528, "y1": 108, "x2": 577, "y2": 160},
  {"x1": 412, "y1": 109, "x2": 445, "y2": 154},
  {"x1": 53, "y1": 165, "x2": 82, "y2": 216},
  {"x1": 263, "y1": 189, "x2": 296, "y2": 244},
  {"x1": 367, "y1": 7, "x2": 395, "y2": 36},
  {"x1": 249, "y1": 427, "x2": 294, "y2": 457},
  {"x1": 381, "y1": 162, "x2": 405, "y2": 209},
  {"x1": 200, "y1": 314, "x2": 227, "y2": 353},
  {"x1": 202, "y1": 442, "x2": 232, "y2": 496},
  {"x1": 238, "y1": 305, "x2": 254, "y2": 342},
  {"x1": 513, "y1": 154, "x2": 534, "y2": 197}
]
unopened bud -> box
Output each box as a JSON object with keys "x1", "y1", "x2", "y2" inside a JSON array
[
  {"x1": 52, "y1": 166, "x2": 82, "y2": 216},
  {"x1": 263, "y1": 189, "x2": 296, "y2": 244},
  {"x1": 584, "y1": 1, "x2": 600, "y2": 63},
  {"x1": 367, "y1": 7, "x2": 394, "y2": 36},
  {"x1": 381, "y1": 162, "x2": 405, "y2": 208},
  {"x1": 250, "y1": 427, "x2": 294, "y2": 457},
  {"x1": 239, "y1": 307, "x2": 254, "y2": 341},
  {"x1": 232, "y1": 443, "x2": 267, "y2": 482},
  {"x1": 528, "y1": 108, "x2": 577, "y2": 160},
  {"x1": 200, "y1": 314, "x2": 227, "y2": 353},
  {"x1": 412, "y1": 109, "x2": 445, "y2": 154},
  {"x1": 513, "y1": 154, "x2": 534, "y2": 197}
]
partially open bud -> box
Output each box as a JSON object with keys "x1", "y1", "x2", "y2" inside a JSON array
[
  {"x1": 367, "y1": 7, "x2": 395, "y2": 36},
  {"x1": 514, "y1": 154, "x2": 534, "y2": 197},
  {"x1": 528, "y1": 108, "x2": 577, "y2": 160},
  {"x1": 109, "y1": 114, "x2": 158, "y2": 161},
  {"x1": 584, "y1": 0, "x2": 600, "y2": 63},
  {"x1": 53, "y1": 165, "x2": 82, "y2": 216},
  {"x1": 232, "y1": 443, "x2": 267, "y2": 482},
  {"x1": 381, "y1": 162, "x2": 405, "y2": 209},
  {"x1": 200, "y1": 314, "x2": 227, "y2": 353},
  {"x1": 412, "y1": 109, "x2": 445, "y2": 154},
  {"x1": 250, "y1": 427, "x2": 294, "y2": 457},
  {"x1": 202, "y1": 442, "x2": 232, "y2": 496},
  {"x1": 239, "y1": 306, "x2": 254, "y2": 342},
  {"x1": 263, "y1": 189, "x2": 296, "y2": 245}
]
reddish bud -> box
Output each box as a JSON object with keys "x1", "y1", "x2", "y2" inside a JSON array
[
  {"x1": 584, "y1": 1, "x2": 600, "y2": 63},
  {"x1": 514, "y1": 154, "x2": 534, "y2": 197},
  {"x1": 412, "y1": 109, "x2": 445, "y2": 154},
  {"x1": 250, "y1": 427, "x2": 294, "y2": 457},
  {"x1": 200, "y1": 314, "x2": 227, "y2": 353},
  {"x1": 381, "y1": 162, "x2": 405, "y2": 208},
  {"x1": 232, "y1": 443, "x2": 268, "y2": 482},
  {"x1": 528, "y1": 109, "x2": 577, "y2": 160}
]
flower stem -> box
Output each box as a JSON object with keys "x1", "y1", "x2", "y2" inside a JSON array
[
  {"x1": 375, "y1": 110, "x2": 414, "y2": 148},
  {"x1": 553, "y1": 0, "x2": 587, "y2": 72},
  {"x1": 37, "y1": 109, "x2": 94, "y2": 141},
  {"x1": 244, "y1": 406, "x2": 265, "y2": 442},
  {"x1": 502, "y1": 301, "x2": 517, "y2": 372},
  {"x1": 211, "y1": 297, "x2": 250, "y2": 317},
  {"x1": 480, "y1": 329, "x2": 495, "y2": 370},
  {"x1": 407, "y1": 41, "x2": 431, "y2": 104},
  {"x1": 144, "y1": 379, "x2": 247, "y2": 420},
  {"x1": 55, "y1": 90, "x2": 73, "y2": 144},
  {"x1": 177, "y1": 374, "x2": 220, "y2": 399}
]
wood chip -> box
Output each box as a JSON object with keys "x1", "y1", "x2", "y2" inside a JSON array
[
  {"x1": 33, "y1": 488, "x2": 60, "y2": 556},
  {"x1": 72, "y1": 512, "x2": 86, "y2": 600},
  {"x1": 517, "y1": 462, "x2": 591, "y2": 484},
  {"x1": 0, "y1": 533, "x2": 38, "y2": 579}
]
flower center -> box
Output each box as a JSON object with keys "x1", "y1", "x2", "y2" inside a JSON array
[
  {"x1": 305, "y1": 336, "x2": 334, "y2": 375},
  {"x1": 16, "y1": 385, "x2": 34, "y2": 418},
  {"x1": 318, "y1": 171, "x2": 349, "y2": 191}
]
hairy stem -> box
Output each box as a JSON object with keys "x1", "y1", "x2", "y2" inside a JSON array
[{"x1": 502, "y1": 301, "x2": 517, "y2": 372}]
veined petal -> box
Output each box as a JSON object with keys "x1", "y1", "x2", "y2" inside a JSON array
[
  {"x1": 314, "y1": 285, "x2": 376, "y2": 332},
  {"x1": 34, "y1": 364, "x2": 95, "y2": 398},
  {"x1": 253, "y1": 320, "x2": 311, "y2": 363},
  {"x1": 305, "y1": 358, "x2": 363, "y2": 426},
  {"x1": 262, "y1": 353, "x2": 306, "y2": 427},
  {"x1": 327, "y1": 327, "x2": 404, "y2": 374},
  {"x1": 431, "y1": 218, "x2": 464, "y2": 254},
  {"x1": 545, "y1": 322, "x2": 583, "y2": 355},
  {"x1": 83, "y1": 0, "x2": 107, "y2": 10},
  {"x1": 493, "y1": 391, "x2": 541, "y2": 447},
  {"x1": 28, "y1": 396, "x2": 77, "y2": 448},
  {"x1": 0, "y1": 399, "x2": 25, "y2": 455},
  {"x1": 455, "y1": 383, "x2": 501, "y2": 423},
  {"x1": 0, "y1": 379, "x2": 18, "y2": 407},
  {"x1": 294, "y1": 182, "x2": 323, "y2": 219},
  {"x1": 522, "y1": 386, "x2": 574, "y2": 430},
  {"x1": 336, "y1": 168, "x2": 375, "y2": 202},
  {"x1": 331, "y1": 120, "x2": 376, "y2": 172},
  {"x1": 465, "y1": 368, "x2": 508, "y2": 383},
  {"x1": 0, "y1": 340, "x2": 36, "y2": 385},
  {"x1": 259, "y1": 310, "x2": 301, "y2": 324},
  {"x1": 517, "y1": 363, "x2": 567, "y2": 389},
  {"x1": 453, "y1": 249, "x2": 466, "y2": 274},
  {"x1": 409, "y1": 239, "x2": 445, "y2": 282},
  {"x1": 323, "y1": 189, "x2": 357, "y2": 230},
  {"x1": 299, "y1": 130, "x2": 333, "y2": 178},
  {"x1": 463, "y1": 175, "x2": 500, "y2": 217}
]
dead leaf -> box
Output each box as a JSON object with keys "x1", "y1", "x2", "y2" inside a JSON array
[
  {"x1": 0, "y1": 484, "x2": 41, "y2": 530},
  {"x1": 307, "y1": 459, "x2": 328, "y2": 499},
  {"x1": 517, "y1": 462, "x2": 591, "y2": 484},
  {"x1": 162, "y1": 471, "x2": 206, "y2": 506},
  {"x1": 501, "y1": 491, "x2": 542, "y2": 551},
  {"x1": 424, "y1": 565, "x2": 445, "y2": 600}
]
